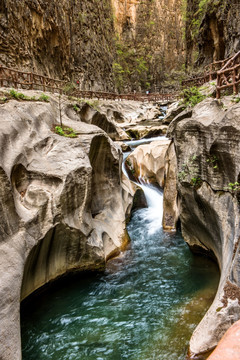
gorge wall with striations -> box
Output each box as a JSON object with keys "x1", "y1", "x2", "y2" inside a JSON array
[
  {"x1": 0, "y1": 0, "x2": 184, "y2": 91},
  {"x1": 185, "y1": 0, "x2": 240, "y2": 67}
]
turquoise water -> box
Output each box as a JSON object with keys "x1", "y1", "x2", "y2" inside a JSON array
[{"x1": 21, "y1": 188, "x2": 219, "y2": 360}]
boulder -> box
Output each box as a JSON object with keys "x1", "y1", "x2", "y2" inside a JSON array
[
  {"x1": 126, "y1": 139, "x2": 171, "y2": 186},
  {"x1": 163, "y1": 101, "x2": 186, "y2": 124},
  {"x1": 206, "y1": 319, "x2": 240, "y2": 360}
]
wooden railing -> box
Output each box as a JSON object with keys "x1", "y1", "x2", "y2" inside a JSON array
[
  {"x1": 71, "y1": 89, "x2": 176, "y2": 102},
  {"x1": 182, "y1": 75, "x2": 208, "y2": 88},
  {"x1": 216, "y1": 50, "x2": 240, "y2": 99},
  {"x1": 0, "y1": 65, "x2": 65, "y2": 93},
  {"x1": 182, "y1": 57, "x2": 232, "y2": 88},
  {"x1": 181, "y1": 53, "x2": 240, "y2": 99},
  {"x1": 0, "y1": 65, "x2": 177, "y2": 103}
]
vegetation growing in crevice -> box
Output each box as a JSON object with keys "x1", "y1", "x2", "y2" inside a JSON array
[
  {"x1": 224, "y1": 182, "x2": 240, "y2": 194},
  {"x1": 6, "y1": 89, "x2": 50, "y2": 102},
  {"x1": 180, "y1": 86, "x2": 206, "y2": 107},
  {"x1": 207, "y1": 155, "x2": 218, "y2": 169},
  {"x1": 54, "y1": 126, "x2": 78, "y2": 138},
  {"x1": 182, "y1": 0, "x2": 228, "y2": 68},
  {"x1": 178, "y1": 155, "x2": 202, "y2": 188}
]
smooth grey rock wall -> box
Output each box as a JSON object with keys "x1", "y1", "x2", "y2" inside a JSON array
[
  {"x1": 0, "y1": 97, "x2": 132, "y2": 360},
  {"x1": 168, "y1": 98, "x2": 240, "y2": 356}
]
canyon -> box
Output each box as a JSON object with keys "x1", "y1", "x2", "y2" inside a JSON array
[{"x1": 1, "y1": 0, "x2": 240, "y2": 359}]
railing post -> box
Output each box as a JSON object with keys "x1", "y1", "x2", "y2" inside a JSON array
[
  {"x1": 0, "y1": 65, "x2": 2, "y2": 87},
  {"x1": 216, "y1": 73, "x2": 221, "y2": 99},
  {"x1": 209, "y1": 64, "x2": 212, "y2": 81},
  {"x1": 233, "y1": 68, "x2": 238, "y2": 95},
  {"x1": 43, "y1": 76, "x2": 46, "y2": 92},
  {"x1": 30, "y1": 72, "x2": 33, "y2": 90}
]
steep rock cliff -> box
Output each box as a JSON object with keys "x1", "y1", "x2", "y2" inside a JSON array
[
  {"x1": 0, "y1": 0, "x2": 184, "y2": 92},
  {"x1": 168, "y1": 98, "x2": 240, "y2": 356},
  {"x1": 111, "y1": 0, "x2": 185, "y2": 90},
  {"x1": 185, "y1": 0, "x2": 240, "y2": 67},
  {"x1": 0, "y1": 95, "x2": 133, "y2": 360},
  {"x1": 0, "y1": 0, "x2": 116, "y2": 90}
]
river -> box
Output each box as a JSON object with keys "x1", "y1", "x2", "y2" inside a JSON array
[{"x1": 21, "y1": 136, "x2": 219, "y2": 360}]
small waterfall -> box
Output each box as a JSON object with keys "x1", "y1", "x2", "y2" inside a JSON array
[
  {"x1": 137, "y1": 181, "x2": 163, "y2": 235},
  {"x1": 122, "y1": 140, "x2": 164, "y2": 236}
]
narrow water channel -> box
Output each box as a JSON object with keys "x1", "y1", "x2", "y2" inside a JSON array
[{"x1": 21, "y1": 137, "x2": 219, "y2": 360}]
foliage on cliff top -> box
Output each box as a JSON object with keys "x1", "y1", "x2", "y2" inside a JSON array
[{"x1": 182, "y1": 0, "x2": 228, "y2": 42}]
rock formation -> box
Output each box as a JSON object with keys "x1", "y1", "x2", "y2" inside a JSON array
[
  {"x1": 167, "y1": 98, "x2": 240, "y2": 356},
  {"x1": 0, "y1": 0, "x2": 116, "y2": 90},
  {"x1": 163, "y1": 141, "x2": 179, "y2": 231},
  {"x1": 126, "y1": 139, "x2": 171, "y2": 186},
  {"x1": 0, "y1": 94, "x2": 133, "y2": 360},
  {"x1": 185, "y1": 0, "x2": 240, "y2": 67},
  {"x1": 0, "y1": 0, "x2": 184, "y2": 91},
  {"x1": 207, "y1": 319, "x2": 240, "y2": 360}
]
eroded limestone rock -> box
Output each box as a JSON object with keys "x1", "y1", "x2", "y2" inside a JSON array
[
  {"x1": 163, "y1": 141, "x2": 179, "y2": 231},
  {"x1": 0, "y1": 97, "x2": 133, "y2": 360},
  {"x1": 168, "y1": 98, "x2": 240, "y2": 356},
  {"x1": 126, "y1": 139, "x2": 171, "y2": 186}
]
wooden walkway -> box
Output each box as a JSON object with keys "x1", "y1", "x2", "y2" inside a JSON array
[
  {"x1": 216, "y1": 50, "x2": 240, "y2": 99},
  {"x1": 182, "y1": 51, "x2": 240, "y2": 99},
  {"x1": 0, "y1": 65, "x2": 176, "y2": 103},
  {"x1": 2, "y1": 55, "x2": 239, "y2": 102}
]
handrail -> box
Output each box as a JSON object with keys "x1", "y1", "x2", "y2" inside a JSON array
[
  {"x1": 182, "y1": 56, "x2": 234, "y2": 89},
  {"x1": 0, "y1": 65, "x2": 177, "y2": 103},
  {"x1": 182, "y1": 52, "x2": 240, "y2": 99},
  {"x1": 219, "y1": 50, "x2": 240, "y2": 72},
  {"x1": 216, "y1": 50, "x2": 240, "y2": 98}
]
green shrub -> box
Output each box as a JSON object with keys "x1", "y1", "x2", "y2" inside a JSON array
[
  {"x1": 178, "y1": 154, "x2": 202, "y2": 188},
  {"x1": 38, "y1": 93, "x2": 49, "y2": 102},
  {"x1": 206, "y1": 155, "x2": 218, "y2": 169},
  {"x1": 9, "y1": 89, "x2": 28, "y2": 100},
  {"x1": 73, "y1": 104, "x2": 79, "y2": 112},
  {"x1": 55, "y1": 126, "x2": 77, "y2": 138},
  {"x1": 181, "y1": 86, "x2": 206, "y2": 107},
  {"x1": 8, "y1": 89, "x2": 50, "y2": 102},
  {"x1": 63, "y1": 82, "x2": 77, "y2": 95},
  {"x1": 224, "y1": 182, "x2": 240, "y2": 192}
]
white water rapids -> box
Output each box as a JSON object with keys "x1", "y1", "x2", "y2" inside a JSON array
[
  {"x1": 122, "y1": 136, "x2": 164, "y2": 235},
  {"x1": 137, "y1": 182, "x2": 163, "y2": 235}
]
